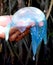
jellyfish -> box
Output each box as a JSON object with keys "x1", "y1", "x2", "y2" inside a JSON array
[{"x1": 5, "y1": 7, "x2": 47, "y2": 60}]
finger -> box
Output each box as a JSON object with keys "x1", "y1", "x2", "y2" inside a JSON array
[
  {"x1": 15, "y1": 29, "x2": 30, "y2": 42},
  {"x1": 0, "y1": 33, "x2": 5, "y2": 39},
  {"x1": 9, "y1": 30, "x2": 21, "y2": 42},
  {"x1": 9, "y1": 27, "x2": 20, "y2": 36}
]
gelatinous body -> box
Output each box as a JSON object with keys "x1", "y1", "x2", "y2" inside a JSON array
[{"x1": 5, "y1": 7, "x2": 47, "y2": 57}]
